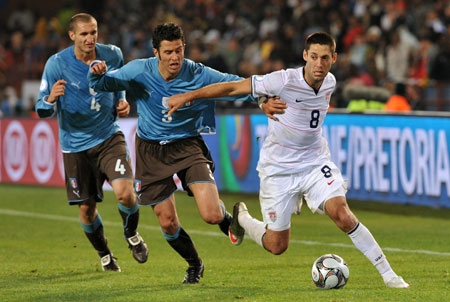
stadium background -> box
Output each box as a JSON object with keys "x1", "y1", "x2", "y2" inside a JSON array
[{"x1": 0, "y1": 0, "x2": 449, "y2": 209}]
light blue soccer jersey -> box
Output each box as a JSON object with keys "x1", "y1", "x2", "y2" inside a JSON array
[
  {"x1": 88, "y1": 58, "x2": 255, "y2": 141},
  {"x1": 36, "y1": 44, "x2": 126, "y2": 152}
]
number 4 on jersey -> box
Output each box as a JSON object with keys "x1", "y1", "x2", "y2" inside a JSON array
[
  {"x1": 90, "y1": 98, "x2": 101, "y2": 111},
  {"x1": 115, "y1": 159, "x2": 126, "y2": 175}
]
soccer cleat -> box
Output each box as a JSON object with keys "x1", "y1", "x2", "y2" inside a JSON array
[
  {"x1": 101, "y1": 254, "x2": 121, "y2": 272},
  {"x1": 385, "y1": 276, "x2": 410, "y2": 288},
  {"x1": 228, "y1": 202, "x2": 247, "y2": 245},
  {"x1": 182, "y1": 260, "x2": 204, "y2": 284},
  {"x1": 127, "y1": 232, "x2": 149, "y2": 263}
]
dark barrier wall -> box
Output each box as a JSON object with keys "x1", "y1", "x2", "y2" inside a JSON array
[{"x1": 1, "y1": 113, "x2": 449, "y2": 208}]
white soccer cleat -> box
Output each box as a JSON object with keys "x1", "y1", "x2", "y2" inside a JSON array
[{"x1": 385, "y1": 276, "x2": 409, "y2": 288}]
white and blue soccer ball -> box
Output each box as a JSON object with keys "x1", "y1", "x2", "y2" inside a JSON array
[{"x1": 311, "y1": 254, "x2": 349, "y2": 289}]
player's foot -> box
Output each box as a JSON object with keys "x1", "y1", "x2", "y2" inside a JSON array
[
  {"x1": 218, "y1": 210, "x2": 232, "y2": 236},
  {"x1": 229, "y1": 202, "x2": 247, "y2": 245},
  {"x1": 127, "y1": 232, "x2": 148, "y2": 263},
  {"x1": 385, "y1": 276, "x2": 409, "y2": 288},
  {"x1": 101, "y1": 254, "x2": 121, "y2": 272},
  {"x1": 182, "y1": 260, "x2": 204, "y2": 284}
]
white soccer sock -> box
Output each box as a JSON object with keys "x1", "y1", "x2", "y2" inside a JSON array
[
  {"x1": 238, "y1": 211, "x2": 266, "y2": 247},
  {"x1": 348, "y1": 222, "x2": 396, "y2": 281}
]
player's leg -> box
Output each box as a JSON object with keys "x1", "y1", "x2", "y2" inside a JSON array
[
  {"x1": 231, "y1": 172, "x2": 296, "y2": 253},
  {"x1": 232, "y1": 202, "x2": 292, "y2": 254},
  {"x1": 99, "y1": 132, "x2": 148, "y2": 263},
  {"x1": 178, "y1": 148, "x2": 232, "y2": 236},
  {"x1": 152, "y1": 195, "x2": 203, "y2": 284},
  {"x1": 188, "y1": 178, "x2": 232, "y2": 235},
  {"x1": 325, "y1": 196, "x2": 409, "y2": 288},
  {"x1": 111, "y1": 178, "x2": 148, "y2": 263},
  {"x1": 64, "y1": 151, "x2": 120, "y2": 272},
  {"x1": 305, "y1": 161, "x2": 408, "y2": 288}
]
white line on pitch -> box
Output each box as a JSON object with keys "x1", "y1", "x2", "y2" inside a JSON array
[{"x1": 1, "y1": 208, "x2": 449, "y2": 256}]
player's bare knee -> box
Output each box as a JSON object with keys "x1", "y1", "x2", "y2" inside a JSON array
[
  {"x1": 159, "y1": 216, "x2": 179, "y2": 233},
  {"x1": 79, "y1": 203, "x2": 96, "y2": 220},
  {"x1": 115, "y1": 189, "x2": 135, "y2": 207},
  {"x1": 269, "y1": 243, "x2": 289, "y2": 255},
  {"x1": 202, "y1": 212, "x2": 223, "y2": 224}
]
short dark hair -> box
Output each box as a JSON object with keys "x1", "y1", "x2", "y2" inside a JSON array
[
  {"x1": 152, "y1": 22, "x2": 185, "y2": 50},
  {"x1": 69, "y1": 13, "x2": 96, "y2": 32},
  {"x1": 305, "y1": 32, "x2": 336, "y2": 54}
]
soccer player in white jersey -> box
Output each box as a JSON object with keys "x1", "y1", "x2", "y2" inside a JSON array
[{"x1": 167, "y1": 32, "x2": 409, "y2": 288}]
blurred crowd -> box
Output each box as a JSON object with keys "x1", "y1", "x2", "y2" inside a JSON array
[{"x1": 1, "y1": 0, "x2": 450, "y2": 117}]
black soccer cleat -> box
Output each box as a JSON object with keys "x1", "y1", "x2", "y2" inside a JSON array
[
  {"x1": 101, "y1": 254, "x2": 121, "y2": 272},
  {"x1": 182, "y1": 260, "x2": 204, "y2": 284},
  {"x1": 127, "y1": 232, "x2": 149, "y2": 263},
  {"x1": 228, "y1": 202, "x2": 247, "y2": 245}
]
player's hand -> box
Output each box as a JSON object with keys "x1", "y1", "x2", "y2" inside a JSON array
[
  {"x1": 47, "y1": 79, "x2": 68, "y2": 103},
  {"x1": 167, "y1": 93, "x2": 194, "y2": 117},
  {"x1": 90, "y1": 60, "x2": 107, "y2": 74},
  {"x1": 262, "y1": 96, "x2": 287, "y2": 121},
  {"x1": 116, "y1": 99, "x2": 130, "y2": 117}
]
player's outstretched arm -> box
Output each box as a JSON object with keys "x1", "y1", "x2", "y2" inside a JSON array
[{"x1": 167, "y1": 78, "x2": 251, "y2": 116}]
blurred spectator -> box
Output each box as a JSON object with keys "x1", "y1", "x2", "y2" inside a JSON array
[
  {"x1": 385, "y1": 82, "x2": 412, "y2": 112},
  {"x1": 386, "y1": 31, "x2": 411, "y2": 83},
  {"x1": 0, "y1": 0, "x2": 450, "y2": 114}
]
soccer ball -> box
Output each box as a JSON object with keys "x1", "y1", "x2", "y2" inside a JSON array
[{"x1": 311, "y1": 254, "x2": 349, "y2": 289}]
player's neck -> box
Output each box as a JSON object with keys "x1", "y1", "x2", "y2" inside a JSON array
[
  {"x1": 303, "y1": 68, "x2": 323, "y2": 94},
  {"x1": 158, "y1": 67, "x2": 178, "y2": 82},
  {"x1": 74, "y1": 47, "x2": 97, "y2": 65}
]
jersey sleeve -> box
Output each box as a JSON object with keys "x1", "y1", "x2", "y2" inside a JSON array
[
  {"x1": 110, "y1": 45, "x2": 126, "y2": 101},
  {"x1": 251, "y1": 70, "x2": 285, "y2": 98},
  {"x1": 88, "y1": 59, "x2": 142, "y2": 93},
  {"x1": 35, "y1": 56, "x2": 60, "y2": 118}
]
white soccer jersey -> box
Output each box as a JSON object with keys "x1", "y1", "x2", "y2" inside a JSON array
[{"x1": 251, "y1": 67, "x2": 336, "y2": 176}]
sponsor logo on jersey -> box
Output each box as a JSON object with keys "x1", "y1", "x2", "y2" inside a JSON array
[
  {"x1": 295, "y1": 99, "x2": 303, "y2": 103},
  {"x1": 70, "y1": 81, "x2": 81, "y2": 89},
  {"x1": 327, "y1": 179, "x2": 335, "y2": 185}
]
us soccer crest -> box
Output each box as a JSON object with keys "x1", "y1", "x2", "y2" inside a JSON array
[
  {"x1": 268, "y1": 210, "x2": 277, "y2": 222},
  {"x1": 69, "y1": 178, "x2": 78, "y2": 189}
]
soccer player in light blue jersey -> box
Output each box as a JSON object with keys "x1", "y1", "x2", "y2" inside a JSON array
[
  {"x1": 35, "y1": 13, "x2": 148, "y2": 272},
  {"x1": 88, "y1": 22, "x2": 280, "y2": 284}
]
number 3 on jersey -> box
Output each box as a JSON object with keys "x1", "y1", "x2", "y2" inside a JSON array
[
  {"x1": 161, "y1": 96, "x2": 172, "y2": 123},
  {"x1": 115, "y1": 159, "x2": 126, "y2": 175}
]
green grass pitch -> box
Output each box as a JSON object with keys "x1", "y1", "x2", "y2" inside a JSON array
[{"x1": 0, "y1": 184, "x2": 449, "y2": 301}]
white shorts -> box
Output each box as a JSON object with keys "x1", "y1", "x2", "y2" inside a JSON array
[{"x1": 259, "y1": 161, "x2": 346, "y2": 231}]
